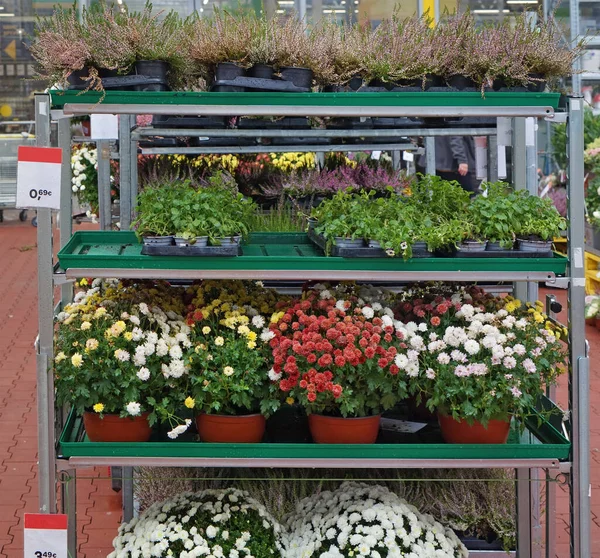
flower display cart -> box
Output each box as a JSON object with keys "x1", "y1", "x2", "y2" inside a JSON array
[{"x1": 34, "y1": 90, "x2": 589, "y2": 557}]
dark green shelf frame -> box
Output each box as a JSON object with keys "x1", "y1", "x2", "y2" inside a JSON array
[
  {"x1": 59, "y1": 410, "x2": 570, "y2": 461},
  {"x1": 57, "y1": 231, "x2": 568, "y2": 276},
  {"x1": 49, "y1": 90, "x2": 561, "y2": 110}
]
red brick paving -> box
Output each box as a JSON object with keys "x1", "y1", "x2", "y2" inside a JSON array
[{"x1": 0, "y1": 211, "x2": 597, "y2": 557}]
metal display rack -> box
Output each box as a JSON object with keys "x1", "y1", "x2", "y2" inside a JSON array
[{"x1": 35, "y1": 90, "x2": 589, "y2": 558}]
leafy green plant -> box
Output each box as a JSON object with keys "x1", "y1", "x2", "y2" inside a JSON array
[
  {"x1": 132, "y1": 180, "x2": 181, "y2": 237},
  {"x1": 552, "y1": 107, "x2": 600, "y2": 169},
  {"x1": 514, "y1": 194, "x2": 567, "y2": 240}
]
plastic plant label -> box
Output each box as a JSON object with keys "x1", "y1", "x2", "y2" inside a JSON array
[
  {"x1": 380, "y1": 418, "x2": 427, "y2": 434},
  {"x1": 91, "y1": 114, "x2": 119, "y2": 140},
  {"x1": 497, "y1": 145, "x2": 507, "y2": 179},
  {"x1": 496, "y1": 117, "x2": 512, "y2": 146},
  {"x1": 402, "y1": 151, "x2": 414, "y2": 162},
  {"x1": 16, "y1": 146, "x2": 62, "y2": 210},
  {"x1": 24, "y1": 514, "x2": 67, "y2": 558}
]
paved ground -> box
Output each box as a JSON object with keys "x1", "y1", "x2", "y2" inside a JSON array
[{"x1": 0, "y1": 210, "x2": 597, "y2": 557}]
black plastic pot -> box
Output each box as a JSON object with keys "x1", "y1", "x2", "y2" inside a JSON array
[
  {"x1": 134, "y1": 60, "x2": 169, "y2": 91},
  {"x1": 447, "y1": 74, "x2": 476, "y2": 90},
  {"x1": 348, "y1": 74, "x2": 363, "y2": 90},
  {"x1": 265, "y1": 405, "x2": 312, "y2": 443},
  {"x1": 526, "y1": 73, "x2": 546, "y2": 92},
  {"x1": 492, "y1": 77, "x2": 507, "y2": 91},
  {"x1": 216, "y1": 62, "x2": 246, "y2": 81},
  {"x1": 248, "y1": 64, "x2": 274, "y2": 79},
  {"x1": 395, "y1": 78, "x2": 420, "y2": 87},
  {"x1": 99, "y1": 68, "x2": 120, "y2": 78},
  {"x1": 280, "y1": 66, "x2": 313, "y2": 89},
  {"x1": 67, "y1": 68, "x2": 90, "y2": 88},
  {"x1": 422, "y1": 73, "x2": 443, "y2": 90}
]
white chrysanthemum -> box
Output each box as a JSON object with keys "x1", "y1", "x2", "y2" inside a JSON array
[
  {"x1": 463, "y1": 339, "x2": 480, "y2": 355},
  {"x1": 137, "y1": 367, "x2": 150, "y2": 381},
  {"x1": 261, "y1": 329, "x2": 275, "y2": 342},
  {"x1": 320, "y1": 289, "x2": 333, "y2": 300},
  {"x1": 126, "y1": 401, "x2": 141, "y2": 416},
  {"x1": 361, "y1": 306, "x2": 375, "y2": 319},
  {"x1": 252, "y1": 315, "x2": 266, "y2": 329},
  {"x1": 268, "y1": 368, "x2": 282, "y2": 381},
  {"x1": 169, "y1": 345, "x2": 183, "y2": 359}
]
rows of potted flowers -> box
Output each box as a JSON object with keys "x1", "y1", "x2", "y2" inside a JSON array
[
  {"x1": 109, "y1": 483, "x2": 469, "y2": 557},
  {"x1": 310, "y1": 178, "x2": 566, "y2": 257},
  {"x1": 55, "y1": 278, "x2": 567, "y2": 445},
  {"x1": 30, "y1": 3, "x2": 582, "y2": 94}
]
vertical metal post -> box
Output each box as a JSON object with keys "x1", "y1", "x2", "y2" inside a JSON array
[
  {"x1": 526, "y1": 117, "x2": 539, "y2": 303},
  {"x1": 122, "y1": 466, "x2": 134, "y2": 522},
  {"x1": 516, "y1": 468, "x2": 533, "y2": 558},
  {"x1": 119, "y1": 115, "x2": 132, "y2": 230},
  {"x1": 567, "y1": 95, "x2": 590, "y2": 558},
  {"x1": 59, "y1": 471, "x2": 77, "y2": 558},
  {"x1": 130, "y1": 119, "x2": 139, "y2": 225},
  {"x1": 570, "y1": 0, "x2": 582, "y2": 95},
  {"x1": 425, "y1": 136, "x2": 436, "y2": 176},
  {"x1": 392, "y1": 151, "x2": 401, "y2": 171},
  {"x1": 488, "y1": 133, "x2": 499, "y2": 182},
  {"x1": 58, "y1": 116, "x2": 73, "y2": 307},
  {"x1": 97, "y1": 140, "x2": 112, "y2": 230},
  {"x1": 513, "y1": 118, "x2": 528, "y2": 303},
  {"x1": 34, "y1": 94, "x2": 56, "y2": 514},
  {"x1": 297, "y1": 0, "x2": 307, "y2": 22}
]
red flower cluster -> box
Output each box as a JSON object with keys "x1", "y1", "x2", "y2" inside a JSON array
[{"x1": 270, "y1": 295, "x2": 401, "y2": 406}]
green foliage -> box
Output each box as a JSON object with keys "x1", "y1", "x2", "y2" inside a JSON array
[
  {"x1": 587, "y1": 176, "x2": 600, "y2": 228},
  {"x1": 514, "y1": 194, "x2": 567, "y2": 240},
  {"x1": 551, "y1": 107, "x2": 600, "y2": 169}
]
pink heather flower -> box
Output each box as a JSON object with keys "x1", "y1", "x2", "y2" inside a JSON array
[
  {"x1": 523, "y1": 358, "x2": 537, "y2": 373},
  {"x1": 503, "y1": 356, "x2": 517, "y2": 369},
  {"x1": 511, "y1": 386, "x2": 522, "y2": 398}
]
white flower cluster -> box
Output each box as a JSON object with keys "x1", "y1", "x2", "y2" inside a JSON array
[
  {"x1": 71, "y1": 145, "x2": 97, "y2": 193},
  {"x1": 109, "y1": 488, "x2": 283, "y2": 558},
  {"x1": 283, "y1": 482, "x2": 467, "y2": 558}
]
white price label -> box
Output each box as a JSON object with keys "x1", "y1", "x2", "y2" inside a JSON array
[
  {"x1": 91, "y1": 114, "x2": 119, "y2": 140},
  {"x1": 24, "y1": 514, "x2": 67, "y2": 558},
  {"x1": 402, "y1": 151, "x2": 414, "y2": 162},
  {"x1": 16, "y1": 147, "x2": 62, "y2": 210}
]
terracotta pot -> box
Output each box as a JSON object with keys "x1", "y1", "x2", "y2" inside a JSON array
[
  {"x1": 585, "y1": 316, "x2": 596, "y2": 326},
  {"x1": 596, "y1": 317, "x2": 600, "y2": 331},
  {"x1": 83, "y1": 411, "x2": 152, "y2": 442},
  {"x1": 438, "y1": 413, "x2": 511, "y2": 444},
  {"x1": 308, "y1": 414, "x2": 381, "y2": 444},
  {"x1": 196, "y1": 413, "x2": 265, "y2": 443}
]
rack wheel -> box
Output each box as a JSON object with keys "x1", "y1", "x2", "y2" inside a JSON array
[
  {"x1": 19, "y1": 209, "x2": 27, "y2": 222},
  {"x1": 32, "y1": 216, "x2": 37, "y2": 227}
]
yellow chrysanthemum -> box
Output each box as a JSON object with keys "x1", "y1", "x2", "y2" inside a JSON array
[
  {"x1": 286, "y1": 397, "x2": 295, "y2": 405},
  {"x1": 270, "y1": 311, "x2": 285, "y2": 324},
  {"x1": 223, "y1": 366, "x2": 234, "y2": 376},
  {"x1": 54, "y1": 352, "x2": 67, "y2": 363},
  {"x1": 214, "y1": 337, "x2": 224, "y2": 346},
  {"x1": 238, "y1": 325, "x2": 250, "y2": 336},
  {"x1": 202, "y1": 326, "x2": 211, "y2": 335},
  {"x1": 80, "y1": 321, "x2": 92, "y2": 331},
  {"x1": 247, "y1": 340, "x2": 257, "y2": 349},
  {"x1": 85, "y1": 338, "x2": 99, "y2": 351},
  {"x1": 184, "y1": 397, "x2": 195, "y2": 409},
  {"x1": 79, "y1": 278, "x2": 88, "y2": 286},
  {"x1": 71, "y1": 353, "x2": 83, "y2": 367},
  {"x1": 94, "y1": 307, "x2": 107, "y2": 318},
  {"x1": 93, "y1": 403, "x2": 104, "y2": 413},
  {"x1": 124, "y1": 331, "x2": 133, "y2": 341},
  {"x1": 247, "y1": 331, "x2": 257, "y2": 342}
]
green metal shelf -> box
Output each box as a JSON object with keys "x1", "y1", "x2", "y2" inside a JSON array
[
  {"x1": 58, "y1": 410, "x2": 570, "y2": 467},
  {"x1": 56, "y1": 231, "x2": 568, "y2": 282},
  {"x1": 49, "y1": 90, "x2": 561, "y2": 109}
]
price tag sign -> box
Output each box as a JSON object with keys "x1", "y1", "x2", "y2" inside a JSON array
[
  {"x1": 16, "y1": 146, "x2": 62, "y2": 210},
  {"x1": 24, "y1": 514, "x2": 67, "y2": 558}
]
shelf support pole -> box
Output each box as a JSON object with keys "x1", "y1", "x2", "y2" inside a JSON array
[
  {"x1": 425, "y1": 136, "x2": 436, "y2": 175},
  {"x1": 119, "y1": 114, "x2": 133, "y2": 230},
  {"x1": 122, "y1": 466, "x2": 134, "y2": 522},
  {"x1": 567, "y1": 95, "x2": 590, "y2": 558},
  {"x1": 58, "y1": 116, "x2": 73, "y2": 308},
  {"x1": 34, "y1": 94, "x2": 56, "y2": 513}
]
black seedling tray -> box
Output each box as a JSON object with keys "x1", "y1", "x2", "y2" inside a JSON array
[
  {"x1": 454, "y1": 249, "x2": 554, "y2": 258},
  {"x1": 372, "y1": 117, "x2": 425, "y2": 128},
  {"x1": 141, "y1": 244, "x2": 241, "y2": 257},
  {"x1": 238, "y1": 117, "x2": 311, "y2": 129},
  {"x1": 192, "y1": 137, "x2": 256, "y2": 147},
  {"x1": 269, "y1": 137, "x2": 331, "y2": 146},
  {"x1": 152, "y1": 115, "x2": 227, "y2": 128},
  {"x1": 307, "y1": 229, "x2": 433, "y2": 259},
  {"x1": 139, "y1": 138, "x2": 181, "y2": 148},
  {"x1": 212, "y1": 77, "x2": 311, "y2": 93},
  {"x1": 69, "y1": 75, "x2": 168, "y2": 91}
]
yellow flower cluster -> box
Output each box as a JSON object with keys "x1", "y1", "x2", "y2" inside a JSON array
[
  {"x1": 169, "y1": 154, "x2": 240, "y2": 173},
  {"x1": 504, "y1": 296, "x2": 522, "y2": 314},
  {"x1": 270, "y1": 152, "x2": 316, "y2": 172}
]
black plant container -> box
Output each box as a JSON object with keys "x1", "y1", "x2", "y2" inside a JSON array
[
  {"x1": 216, "y1": 62, "x2": 246, "y2": 81},
  {"x1": 280, "y1": 66, "x2": 313, "y2": 89},
  {"x1": 526, "y1": 73, "x2": 547, "y2": 92},
  {"x1": 422, "y1": 73, "x2": 443, "y2": 90},
  {"x1": 348, "y1": 74, "x2": 363, "y2": 90},
  {"x1": 99, "y1": 68, "x2": 120, "y2": 78},
  {"x1": 134, "y1": 60, "x2": 169, "y2": 91},
  {"x1": 248, "y1": 64, "x2": 274, "y2": 79},
  {"x1": 491, "y1": 77, "x2": 507, "y2": 91},
  {"x1": 265, "y1": 404, "x2": 312, "y2": 443},
  {"x1": 447, "y1": 74, "x2": 476, "y2": 90},
  {"x1": 67, "y1": 68, "x2": 90, "y2": 88},
  {"x1": 368, "y1": 78, "x2": 393, "y2": 90}
]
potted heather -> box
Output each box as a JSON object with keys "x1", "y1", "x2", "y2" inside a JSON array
[{"x1": 269, "y1": 289, "x2": 408, "y2": 443}]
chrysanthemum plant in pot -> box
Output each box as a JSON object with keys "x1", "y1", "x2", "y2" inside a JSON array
[
  {"x1": 54, "y1": 281, "x2": 193, "y2": 442},
  {"x1": 269, "y1": 289, "x2": 408, "y2": 443},
  {"x1": 403, "y1": 295, "x2": 567, "y2": 443}
]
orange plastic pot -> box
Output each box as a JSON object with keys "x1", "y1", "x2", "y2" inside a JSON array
[
  {"x1": 83, "y1": 411, "x2": 152, "y2": 442},
  {"x1": 596, "y1": 317, "x2": 600, "y2": 331},
  {"x1": 308, "y1": 414, "x2": 381, "y2": 444},
  {"x1": 438, "y1": 413, "x2": 511, "y2": 444},
  {"x1": 196, "y1": 413, "x2": 265, "y2": 443}
]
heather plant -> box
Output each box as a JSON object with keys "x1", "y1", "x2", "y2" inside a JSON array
[
  {"x1": 28, "y1": 5, "x2": 95, "y2": 87},
  {"x1": 310, "y1": 20, "x2": 369, "y2": 86},
  {"x1": 435, "y1": 11, "x2": 477, "y2": 81},
  {"x1": 273, "y1": 15, "x2": 313, "y2": 70}
]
